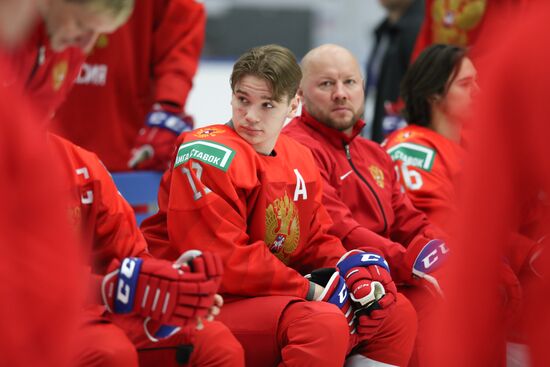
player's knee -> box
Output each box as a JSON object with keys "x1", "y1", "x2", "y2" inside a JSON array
[
  {"x1": 282, "y1": 301, "x2": 350, "y2": 349},
  {"x1": 188, "y1": 321, "x2": 245, "y2": 366},
  {"x1": 90, "y1": 340, "x2": 138, "y2": 367},
  {"x1": 392, "y1": 293, "x2": 418, "y2": 339},
  {"x1": 213, "y1": 330, "x2": 245, "y2": 365},
  {"x1": 278, "y1": 301, "x2": 349, "y2": 366}
]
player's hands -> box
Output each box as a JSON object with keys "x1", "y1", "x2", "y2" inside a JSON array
[
  {"x1": 128, "y1": 103, "x2": 193, "y2": 171},
  {"x1": 408, "y1": 239, "x2": 449, "y2": 297},
  {"x1": 141, "y1": 250, "x2": 223, "y2": 342},
  {"x1": 102, "y1": 251, "x2": 222, "y2": 333},
  {"x1": 337, "y1": 250, "x2": 397, "y2": 308},
  {"x1": 336, "y1": 250, "x2": 397, "y2": 338},
  {"x1": 306, "y1": 268, "x2": 356, "y2": 333}
]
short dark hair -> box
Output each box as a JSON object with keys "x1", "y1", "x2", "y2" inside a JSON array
[
  {"x1": 400, "y1": 44, "x2": 466, "y2": 126},
  {"x1": 230, "y1": 44, "x2": 302, "y2": 103}
]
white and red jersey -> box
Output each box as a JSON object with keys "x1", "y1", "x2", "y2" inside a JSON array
[
  {"x1": 52, "y1": 0, "x2": 206, "y2": 171},
  {"x1": 141, "y1": 124, "x2": 350, "y2": 301}
]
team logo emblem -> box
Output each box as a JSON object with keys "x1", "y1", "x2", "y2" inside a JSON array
[
  {"x1": 193, "y1": 127, "x2": 226, "y2": 138},
  {"x1": 52, "y1": 60, "x2": 68, "y2": 91},
  {"x1": 265, "y1": 192, "x2": 300, "y2": 264},
  {"x1": 96, "y1": 34, "x2": 109, "y2": 48},
  {"x1": 431, "y1": 0, "x2": 486, "y2": 46},
  {"x1": 369, "y1": 165, "x2": 385, "y2": 189}
]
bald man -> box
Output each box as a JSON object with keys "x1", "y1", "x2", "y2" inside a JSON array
[{"x1": 283, "y1": 44, "x2": 448, "y2": 367}]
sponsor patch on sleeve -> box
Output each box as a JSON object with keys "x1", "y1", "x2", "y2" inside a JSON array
[
  {"x1": 174, "y1": 140, "x2": 236, "y2": 171},
  {"x1": 387, "y1": 142, "x2": 436, "y2": 171}
]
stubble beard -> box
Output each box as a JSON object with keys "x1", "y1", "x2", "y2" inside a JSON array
[{"x1": 305, "y1": 101, "x2": 364, "y2": 133}]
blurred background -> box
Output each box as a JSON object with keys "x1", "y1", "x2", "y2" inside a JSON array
[{"x1": 187, "y1": 0, "x2": 385, "y2": 127}]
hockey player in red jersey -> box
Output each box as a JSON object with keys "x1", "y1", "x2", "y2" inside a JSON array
[
  {"x1": 141, "y1": 44, "x2": 417, "y2": 367},
  {"x1": 429, "y1": 3, "x2": 550, "y2": 364},
  {"x1": 383, "y1": 44, "x2": 475, "y2": 228},
  {"x1": 2, "y1": 0, "x2": 134, "y2": 122},
  {"x1": 0, "y1": 2, "x2": 83, "y2": 364},
  {"x1": 49, "y1": 132, "x2": 244, "y2": 367},
  {"x1": 385, "y1": 43, "x2": 543, "y2": 364},
  {"x1": 53, "y1": 0, "x2": 206, "y2": 171}
]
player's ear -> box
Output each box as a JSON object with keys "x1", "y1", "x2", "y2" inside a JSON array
[
  {"x1": 429, "y1": 94, "x2": 442, "y2": 104},
  {"x1": 286, "y1": 95, "x2": 299, "y2": 119}
]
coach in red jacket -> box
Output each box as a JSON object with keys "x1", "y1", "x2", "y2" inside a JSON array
[{"x1": 283, "y1": 44, "x2": 448, "y2": 367}]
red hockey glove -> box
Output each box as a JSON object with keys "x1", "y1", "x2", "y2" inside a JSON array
[
  {"x1": 306, "y1": 268, "x2": 356, "y2": 333},
  {"x1": 101, "y1": 252, "x2": 221, "y2": 327},
  {"x1": 128, "y1": 103, "x2": 193, "y2": 171},
  {"x1": 336, "y1": 250, "x2": 397, "y2": 338}
]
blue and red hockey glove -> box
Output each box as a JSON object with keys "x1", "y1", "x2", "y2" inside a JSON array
[
  {"x1": 128, "y1": 103, "x2": 193, "y2": 171},
  {"x1": 337, "y1": 250, "x2": 397, "y2": 338},
  {"x1": 306, "y1": 268, "x2": 356, "y2": 333}
]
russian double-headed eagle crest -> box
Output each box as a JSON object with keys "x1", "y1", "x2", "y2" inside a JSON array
[
  {"x1": 52, "y1": 60, "x2": 68, "y2": 91},
  {"x1": 431, "y1": 0, "x2": 487, "y2": 46},
  {"x1": 265, "y1": 192, "x2": 300, "y2": 264},
  {"x1": 194, "y1": 127, "x2": 226, "y2": 138},
  {"x1": 369, "y1": 165, "x2": 385, "y2": 189}
]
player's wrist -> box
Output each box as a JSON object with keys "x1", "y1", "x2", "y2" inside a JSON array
[{"x1": 305, "y1": 281, "x2": 316, "y2": 301}]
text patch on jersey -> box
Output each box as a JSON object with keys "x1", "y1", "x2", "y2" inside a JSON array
[
  {"x1": 174, "y1": 140, "x2": 236, "y2": 172},
  {"x1": 387, "y1": 142, "x2": 436, "y2": 171}
]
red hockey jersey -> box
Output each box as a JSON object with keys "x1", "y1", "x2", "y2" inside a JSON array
[
  {"x1": 384, "y1": 124, "x2": 539, "y2": 275},
  {"x1": 411, "y1": 0, "x2": 529, "y2": 61},
  {"x1": 2, "y1": 21, "x2": 85, "y2": 122},
  {"x1": 141, "y1": 124, "x2": 349, "y2": 300},
  {"x1": 283, "y1": 110, "x2": 445, "y2": 282},
  {"x1": 52, "y1": 0, "x2": 206, "y2": 171},
  {"x1": 0, "y1": 61, "x2": 82, "y2": 367},
  {"x1": 48, "y1": 133, "x2": 148, "y2": 274},
  {"x1": 383, "y1": 124, "x2": 463, "y2": 230}
]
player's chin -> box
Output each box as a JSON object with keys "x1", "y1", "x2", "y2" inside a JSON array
[{"x1": 329, "y1": 117, "x2": 355, "y2": 132}]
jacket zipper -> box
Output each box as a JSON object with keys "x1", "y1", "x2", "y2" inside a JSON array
[
  {"x1": 25, "y1": 45, "x2": 45, "y2": 88},
  {"x1": 344, "y1": 143, "x2": 388, "y2": 233}
]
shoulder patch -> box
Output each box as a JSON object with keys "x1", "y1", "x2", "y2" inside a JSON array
[
  {"x1": 387, "y1": 142, "x2": 436, "y2": 171},
  {"x1": 174, "y1": 140, "x2": 236, "y2": 171}
]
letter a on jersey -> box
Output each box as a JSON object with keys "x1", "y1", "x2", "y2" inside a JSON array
[{"x1": 293, "y1": 169, "x2": 308, "y2": 201}]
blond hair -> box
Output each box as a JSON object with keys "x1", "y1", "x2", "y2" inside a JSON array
[{"x1": 66, "y1": 0, "x2": 134, "y2": 25}]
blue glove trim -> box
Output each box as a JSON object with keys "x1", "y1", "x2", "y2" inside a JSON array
[
  {"x1": 325, "y1": 274, "x2": 350, "y2": 309},
  {"x1": 413, "y1": 239, "x2": 449, "y2": 275},
  {"x1": 337, "y1": 252, "x2": 390, "y2": 276},
  {"x1": 154, "y1": 324, "x2": 181, "y2": 339},
  {"x1": 145, "y1": 111, "x2": 191, "y2": 135},
  {"x1": 114, "y1": 257, "x2": 143, "y2": 314}
]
